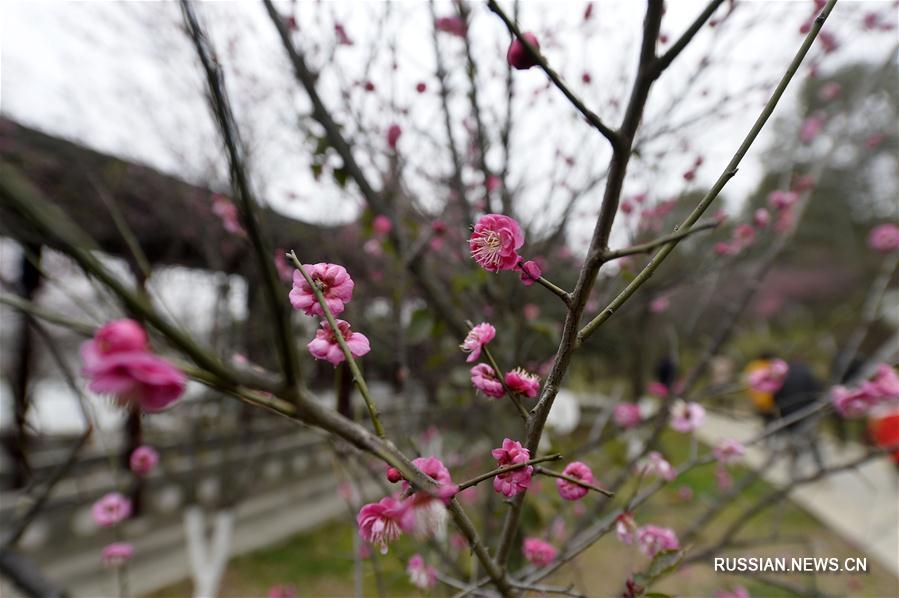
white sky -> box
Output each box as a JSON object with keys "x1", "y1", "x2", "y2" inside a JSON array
[{"x1": 1, "y1": 0, "x2": 896, "y2": 249}]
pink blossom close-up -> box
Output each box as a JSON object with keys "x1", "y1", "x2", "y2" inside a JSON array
[
  {"x1": 470, "y1": 363, "x2": 505, "y2": 398},
  {"x1": 506, "y1": 32, "x2": 540, "y2": 70},
  {"x1": 306, "y1": 319, "x2": 370, "y2": 365},
  {"x1": 81, "y1": 341, "x2": 187, "y2": 413},
  {"x1": 670, "y1": 400, "x2": 706, "y2": 433},
  {"x1": 469, "y1": 214, "x2": 525, "y2": 272},
  {"x1": 289, "y1": 263, "x2": 355, "y2": 317},
  {"x1": 505, "y1": 368, "x2": 541, "y2": 398},
  {"x1": 356, "y1": 495, "x2": 413, "y2": 554},
  {"x1": 460, "y1": 322, "x2": 496, "y2": 363},
  {"x1": 868, "y1": 223, "x2": 899, "y2": 253},
  {"x1": 639, "y1": 451, "x2": 675, "y2": 481},
  {"x1": 637, "y1": 524, "x2": 680, "y2": 557},
  {"x1": 100, "y1": 542, "x2": 134, "y2": 567},
  {"x1": 556, "y1": 461, "x2": 595, "y2": 501},
  {"x1": 522, "y1": 537, "x2": 557, "y2": 567},
  {"x1": 129, "y1": 445, "x2": 159, "y2": 476},
  {"x1": 91, "y1": 492, "x2": 132, "y2": 527},
  {"x1": 491, "y1": 438, "x2": 533, "y2": 497},
  {"x1": 519, "y1": 260, "x2": 542, "y2": 286},
  {"x1": 614, "y1": 403, "x2": 642, "y2": 428},
  {"x1": 406, "y1": 554, "x2": 437, "y2": 590},
  {"x1": 713, "y1": 439, "x2": 746, "y2": 465}
]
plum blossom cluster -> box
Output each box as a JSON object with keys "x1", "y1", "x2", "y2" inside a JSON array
[
  {"x1": 358, "y1": 456, "x2": 458, "y2": 554},
  {"x1": 831, "y1": 363, "x2": 899, "y2": 418},
  {"x1": 289, "y1": 262, "x2": 370, "y2": 365},
  {"x1": 81, "y1": 319, "x2": 186, "y2": 412},
  {"x1": 461, "y1": 322, "x2": 541, "y2": 399}
]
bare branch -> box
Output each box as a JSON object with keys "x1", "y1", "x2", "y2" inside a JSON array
[
  {"x1": 534, "y1": 466, "x2": 614, "y2": 497},
  {"x1": 652, "y1": 0, "x2": 729, "y2": 76},
  {"x1": 603, "y1": 219, "x2": 720, "y2": 260}
]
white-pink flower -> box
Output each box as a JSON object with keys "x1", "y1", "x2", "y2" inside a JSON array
[
  {"x1": 356, "y1": 495, "x2": 413, "y2": 554},
  {"x1": 753, "y1": 208, "x2": 770, "y2": 229},
  {"x1": 306, "y1": 319, "x2": 370, "y2": 366},
  {"x1": 406, "y1": 554, "x2": 436, "y2": 589},
  {"x1": 91, "y1": 492, "x2": 131, "y2": 527},
  {"x1": 670, "y1": 400, "x2": 706, "y2": 433},
  {"x1": 639, "y1": 451, "x2": 675, "y2": 481},
  {"x1": 768, "y1": 190, "x2": 799, "y2": 211},
  {"x1": 101, "y1": 542, "x2": 134, "y2": 567},
  {"x1": 460, "y1": 322, "x2": 496, "y2": 363},
  {"x1": 713, "y1": 439, "x2": 746, "y2": 465},
  {"x1": 289, "y1": 263, "x2": 355, "y2": 317},
  {"x1": 637, "y1": 525, "x2": 680, "y2": 557},
  {"x1": 616, "y1": 512, "x2": 637, "y2": 544}
]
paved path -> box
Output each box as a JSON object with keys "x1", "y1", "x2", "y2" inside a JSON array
[{"x1": 695, "y1": 410, "x2": 899, "y2": 577}]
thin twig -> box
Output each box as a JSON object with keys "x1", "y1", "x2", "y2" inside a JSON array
[
  {"x1": 456, "y1": 454, "x2": 562, "y2": 492},
  {"x1": 652, "y1": 0, "x2": 728, "y2": 76},
  {"x1": 603, "y1": 220, "x2": 720, "y2": 260},
  {"x1": 486, "y1": 0, "x2": 619, "y2": 149},
  {"x1": 287, "y1": 251, "x2": 385, "y2": 438},
  {"x1": 517, "y1": 261, "x2": 571, "y2": 306},
  {"x1": 534, "y1": 466, "x2": 614, "y2": 497},
  {"x1": 482, "y1": 344, "x2": 529, "y2": 421}
]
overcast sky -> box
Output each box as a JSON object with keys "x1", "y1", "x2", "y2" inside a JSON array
[{"x1": 1, "y1": 0, "x2": 896, "y2": 245}]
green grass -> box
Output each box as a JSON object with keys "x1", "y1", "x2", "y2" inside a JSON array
[{"x1": 150, "y1": 430, "x2": 897, "y2": 597}]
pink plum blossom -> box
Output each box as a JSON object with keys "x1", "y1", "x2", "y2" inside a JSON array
[
  {"x1": 869, "y1": 364, "x2": 899, "y2": 399},
  {"x1": 406, "y1": 554, "x2": 437, "y2": 590},
  {"x1": 713, "y1": 439, "x2": 746, "y2": 464},
  {"x1": 507, "y1": 33, "x2": 541, "y2": 70},
  {"x1": 519, "y1": 260, "x2": 542, "y2": 286},
  {"x1": 91, "y1": 492, "x2": 131, "y2": 527},
  {"x1": 101, "y1": 542, "x2": 134, "y2": 567},
  {"x1": 405, "y1": 456, "x2": 456, "y2": 499},
  {"x1": 733, "y1": 224, "x2": 756, "y2": 248},
  {"x1": 129, "y1": 445, "x2": 159, "y2": 476},
  {"x1": 460, "y1": 322, "x2": 496, "y2": 363},
  {"x1": 649, "y1": 296, "x2": 670, "y2": 313},
  {"x1": 746, "y1": 359, "x2": 789, "y2": 393},
  {"x1": 92, "y1": 319, "x2": 148, "y2": 354},
  {"x1": 522, "y1": 537, "x2": 557, "y2": 567},
  {"x1": 647, "y1": 381, "x2": 669, "y2": 398},
  {"x1": 523, "y1": 303, "x2": 541, "y2": 321},
  {"x1": 372, "y1": 215, "x2": 393, "y2": 237},
  {"x1": 471, "y1": 364, "x2": 505, "y2": 398},
  {"x1": 616, "y1": 512, "x2": 637, "y2": 544},
  {"x1": 868, "y1": 224, "x2": 899, "y2": 253},
  {"x1": 639, "y1": 451, "x2": 675, "y2": 481},
  {"x1": 670, "y1": 400, "x2": 706, "y2": 433},
  {"x1": 81, "y1": 329, "x2": 186, "y2": 413},
  {"x1": 356, "y1": 495, "x2": 413, "y2": 554},
  {"x1": 831, "y1": 385, "x2": 875, "y2": 418},
  {"x1": 799, "y1": 113, "x2": 826, "y2": 143},
  {"x1": 386, "y1": 124, "x2": 402, "y2": 150},
  {"x1": 289, "y1": 263, "x2": 355, "y2": 317},
  {"x1": 637, "y1": 525, "x2": 680, "y2": 557},
  {"x1": 306, "y1": 319, "x2": 370, "y2": 366},
  {"x1": 753, "y1": 208, "x2": 770, "y2": 229},
  {"x1": 556, "y1": 461, "x2": 595, "y2": 501},
  {"x1": 491, "y1": 438, "x2": 533, "y2": 497},
  {"x1": 505, "y1": 368, "x2": 541, "y2": 398},
  {"x1": 469, "y1": 214, "x2": 525, "y2": 272},
  {"x1": 768, "y1": 190, "x2": 799, "y2": 211},
  {"x1": 614, "y1": 403, "x2": 642, "y2": 429}
]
